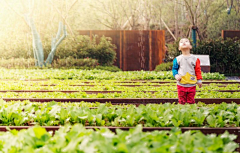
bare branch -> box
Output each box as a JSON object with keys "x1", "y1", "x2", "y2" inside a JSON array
[
  {"x1": 120, "y1": 0, "x2": 142, "y2": 29},
  {"x1": 119, "y1": 0, "x2": 134, "y2": 28},
  {"x1": 194, "y1": 0, "x2": 201, "y2": 25},
  {"x1": 1, "y1": 0, "x2": 30, "y2": 27},
  {"x1": 161, "y1": 18, "x2": 176, "y2": 41},
  {"x1": 93, "y1": 0, "x2": 115, "y2": 18},
  {"x1": 2, "y1": 0, "x2": 24, "y2": 18},
  {"x1": 48, "y1": 0, "x2": 74, "y2": 36},
  {"x1": 96, "y1": 18, "x2": 114, "y2": 29},
  {"x1": 186, "y1": 27, "x2": 190, "y2": 38},
  {"x1": 226, "y1": 0, "x2": 229, "y2": 8},
  {"x1": 66, "y1": 0, "x2": 78, "y2": 18},
  {"x1": 183, "y1": 0, "x2": 195, "y2": 25},
  {"x1": 30, "y1": 0, "x2": 35, "y2": 15}
]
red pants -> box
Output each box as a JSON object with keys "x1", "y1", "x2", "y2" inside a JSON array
[{"x1": 177, "y1": 85, "x2": 196, "y2": 104}]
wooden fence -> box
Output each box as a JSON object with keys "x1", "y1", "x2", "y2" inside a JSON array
[
  {"x1": 78, "y1": 30, "x2": 165, "y2": 71},
  {"x1": 222, "y1": 30, "x2": 240, "y2": 40}
]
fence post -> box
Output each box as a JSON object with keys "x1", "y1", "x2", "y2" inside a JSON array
[
  {"x1": 123, "y1": 31, "x2": 127, "y2": 71},
  {"x1": 149, "y1": 31, "x2": 152, "y2": 71},
  {"x1": 120, "y1": 31, "x2": 123, "y2": 70}
]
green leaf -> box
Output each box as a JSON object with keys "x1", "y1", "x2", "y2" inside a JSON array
[
  {"x1": 172, "y1": 119, "x2": 181, "y2": 127},
  {"x1": 206, "y1": 115, "x2": 217, "y2": 127},
  {"x1": 223, "y1": 142, "x2": 239, "y2": 153},
  {"x1": 116, "y1": 143, "x2": 128, "y2": 153},
  {"x1": 33, "y1": 127, "x2": 48, "y2": 139}
]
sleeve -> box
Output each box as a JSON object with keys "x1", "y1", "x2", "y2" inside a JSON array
[
  {"x1": 172, "y1": 58, "x2": 179, "y2": 77},
  {"x1": 195, "y1": 58, "x2": 202, "y2": 82}
]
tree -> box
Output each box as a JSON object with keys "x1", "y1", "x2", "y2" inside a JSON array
[
  {"x1": 226, "y1": 0, "x2": 234, "y2": 14},
  {"x1": 197, "y1": 0, "x2": 225, "y2": 38},
  {"x1": 2, "y1": 0, "x2": 67, "y2": 67},
  {"x1": 89, "y1": 0, "x2": 124, "y2": 30},
  {"x1": 89, "y1": 0, "x2": 163, "y2": 30}
]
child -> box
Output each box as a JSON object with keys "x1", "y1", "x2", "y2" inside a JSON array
[{"x1": 172, "y1": 38, "x2": 202, "y2": 104}]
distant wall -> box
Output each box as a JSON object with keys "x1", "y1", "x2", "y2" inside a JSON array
[{"x1": 78, "y1": 30, "x2": 165, "y2": 71}]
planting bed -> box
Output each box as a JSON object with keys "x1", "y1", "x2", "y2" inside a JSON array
[
  {"x1": 0, "y1": 69, "x2": 226, "y2": 80},
  {"x1": 0, "y1": 125, "x2": 238, "y2": 152},
  {"x1": 0, "y1": 90, "x2": 239, "y2": 93},
  {"x1": 1, "y1": 126, "x2": 239, "y2": 151},
  {"x1": 1, "y1": 80, "x2": 239, "y2": 84},
  {"x1": 0, "y1": 69, "x2": 239, "y2": 152},
  {"x1": 1, "y1": 101, "x2": 240, "y2": 127},
  {"x1": 0, "y1": 126, "x2": 239, "y2": 148},
  {"x1": 2, "y1": 98, "x2": 240, "y2": 104},
  {"x1": 0, "y1": 100, "x2": 240, "y2": 151}
]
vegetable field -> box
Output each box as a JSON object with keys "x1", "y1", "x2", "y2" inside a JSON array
[{"x1": 0, "y1": 69, "x2": 239, "y2": 152}]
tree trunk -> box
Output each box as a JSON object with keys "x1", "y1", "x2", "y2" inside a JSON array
[
  {"x1": 24, "y1": 15, "x2": 45, "y2": 67},
  {"x1": 24, "y1": 16, "x2": 66, "y2": 66},
  {"x1": 45, "y1": 22, "x2": 67, "y2": 65}
]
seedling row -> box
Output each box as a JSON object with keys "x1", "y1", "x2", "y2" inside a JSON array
[{"x1": 0, "y1": 124, "x2": 237, "y2": 152}]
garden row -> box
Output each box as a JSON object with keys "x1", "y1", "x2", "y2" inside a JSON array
[
  {"x1": 0, "y1": 69, "x2": 225, "y2": 80},
  {"x1": 0, "y1": 101, "x2": 239, "y2": 127},
  {"x1": 0, "y1": 69, "x2": 238, "y2": 152},
  {"x1": 0, "y1": 81, "x2": 239, "y2": 91},
  {"x1": 1, "y1": 80, "x2": 239, "y2": 84},
  {"x1": 0, "y1": 91, "x2": 239, "y2": 98},
  {"x1": 3, "y1": 98, "x2": 240, "y2": 105},
  {"x1": 0, "y1": 90, "x2": 239, "y2": 93},
  {"x1": 0, "y1": 124, "x2": 237, "y2": 152},
  {"x1": 0, "y1": 100, "x2": 240, "y2": 152}
]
